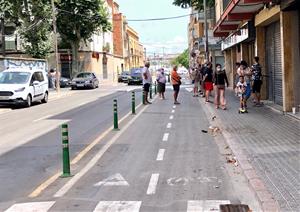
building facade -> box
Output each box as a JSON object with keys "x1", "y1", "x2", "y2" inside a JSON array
[{"x1": 214, "y1": 0, "x2": 300, "y2": 112}]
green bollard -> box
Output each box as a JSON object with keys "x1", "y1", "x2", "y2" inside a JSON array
[
  {"x1": 142, "y1": 90, "x2": 146, "y2": 105},
  {"x1": 113, "y1": 99, "x2": 119, "y2": 130},
  {"x1": 154, "y1": 81, "x2": 157, "y2": 95},
  {"x1": 61, "y1": 123, "x2": 71, "y2": 177},
  {"x1": 150, "y1": 84, "x2": 153, "y2": 99},
  {"x1": 132, "y1": 91, "x2": 136, "y2": 114}
]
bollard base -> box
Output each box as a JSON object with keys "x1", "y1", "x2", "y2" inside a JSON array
[
  {"x1": 60, "y1": 173, "x2": 72, "y2": 178},
  {"x1": 113, "y1": 128, "x2": 120, "y2": 131}
]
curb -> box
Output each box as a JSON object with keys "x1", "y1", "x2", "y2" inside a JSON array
[{"x1": 202, "y1": 100, "x2": 281, "y2": 212}]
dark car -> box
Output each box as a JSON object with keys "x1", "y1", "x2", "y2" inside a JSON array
[
  {"x1": 55, "y1": 77, "x2": 71, "y2": 88},
  {"x1": 127, "y1": 68, "x2": 143, "y2": 85},
  {"x1": 71, "y1": 72, "x2": 99, "y2": 89},
  {"x1": 118, "y1": 71, "x2": 130, "y2": 83}
]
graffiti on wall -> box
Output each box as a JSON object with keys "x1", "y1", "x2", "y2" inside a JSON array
[{"x1": 2, "y1": 58, "x2": 47, "y2": 72}]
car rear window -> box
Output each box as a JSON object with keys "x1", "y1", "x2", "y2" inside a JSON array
[{"x1": 76, "y1": 73, "x2": 92, "y2": 78}]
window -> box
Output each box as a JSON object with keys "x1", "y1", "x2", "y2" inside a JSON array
[{"x1": 35, "y1": 72, "x2": 44, "y2": 82}]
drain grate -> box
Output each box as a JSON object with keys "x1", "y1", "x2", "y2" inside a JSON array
[{"x1": 220, "y1": 204, "x2": 251, "y2": 212}]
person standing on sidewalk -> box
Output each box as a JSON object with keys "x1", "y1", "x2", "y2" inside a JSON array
[
  {"x1": 171, "y1": 65, "x2": 181, "y2": 104},
  {"x1": 213, "y1": 64, "x2": 229, "y2": 109},
  {"x1": 239, "y1": 60, "x2": 252, "y2": 108},
  {"x1": 234, "y1": 62, "x2": 241, "y2": 96},
  {"x1": 189, "y1": 67, "x2": 201, "y2": 97},
  {"x1": 203, "y1": 62, "x2": 214, "y2": 103},
  {"x1": 156, "y1": 68, "x2": 166, "y2": 100},
  {"x1": 142, "y1": 62, "x2": 152, "y2": 104},
  {"x1": 251, "y1": 56, "x2": 263, "y2": 106}
]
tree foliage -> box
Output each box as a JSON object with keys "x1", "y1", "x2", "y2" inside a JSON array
[
  {"x1": 1, "y1": 0, "x2": 52, "y2": 58},
  {"x1": 171, "y1": 49, "x2": 189, "y2": 69},
  {"x1": 56, "y1": 0, "x2": 111, "y2": 74},
  {"x1": 173, "y1": 0, "x2": 215, "y2": 10}
]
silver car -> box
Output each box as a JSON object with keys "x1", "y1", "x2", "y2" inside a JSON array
[{"x1": 71, "y1": 72, "x2": 99, "y2": 89}]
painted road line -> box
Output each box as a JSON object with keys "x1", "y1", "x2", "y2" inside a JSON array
[
  {"x1": 146, "y1": 173, "x2": 160, "y2": 195},
  {"x1": 173, "y1": 105, "x2": 176, "y2": 109},
  {"x1": 187, "y1": 200, "x2": 231, "y2": 212},
  {"x1": 93, "y1": 201, "x2": 141, "y2": 212},
  {"x1": 4, "y1": 201, "x2": 56, "y2": 212},
  {"x1": 156, "y1": 149, "x2": 165, "y2": 161},
  {"x1": 33, "y1": 115, "x2": 53, "y2": 122},
  {"x1": 166, "y1": 123, "x2": 172, "y2": 129},
  {"x1": 53, "y1": 102, "x2": 150, "y2": 197},
  {"x1": 172, "y1": 110, "x2": 175, "y2": 113},
  {"x1": 185, "y1": 88, "x2": 193, "y2": 92},
  {"x1": 169, "y1": 115, "x2": 174, "y2": 120},
  {"x1": 29, "y1": 103, "x2": 143, "y2": 198},
  {"x1": 162, "y1": 133, "x2": 169, "y2": 142},
  {"x1": 94, "y1": 173, "x2": 129, "y2": 187}
]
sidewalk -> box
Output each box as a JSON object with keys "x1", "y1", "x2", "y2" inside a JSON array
[{"x1": 197, "y1": 88, "x2": 300, "y2": 212}]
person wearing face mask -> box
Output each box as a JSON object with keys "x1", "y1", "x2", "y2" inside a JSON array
[
  {"x1": 213, "y1": 64, "x2": 229, "y2": 109},
  {"x1": 239, "y1": 60, "x2": 252, "y2": 108}
]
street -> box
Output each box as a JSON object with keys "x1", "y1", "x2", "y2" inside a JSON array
[{"x1": 0, "y1": 81, "x2": 264, "y2": 211}]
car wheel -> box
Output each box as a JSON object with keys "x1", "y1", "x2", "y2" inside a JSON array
[
  {"x1": 71, "y1": 86, "x2": 76, "y2": 90},
  {"x1": 41, "y1": 92, "x2": 48, "y2": 103},
  {"x1": 25, "y1": 94, "x2": 32, "y2": 107}
]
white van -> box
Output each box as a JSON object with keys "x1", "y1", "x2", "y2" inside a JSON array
[{"x1": 0, "y1": 68, "x2": 49, "y2": 107}]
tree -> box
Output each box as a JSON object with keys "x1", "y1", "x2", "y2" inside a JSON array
[
  {"x1": 173, "y1": 0, "x2": 214, "y2": 10},
  {"x1": 3, "y1": 0, "x2": 52, "y2": 58},
  {"x1": 56, "y1": 0, "x2": 111, "y2": 75},
  {"x1": 171, "y1": 49, "x2": 189, "y2": 69}
]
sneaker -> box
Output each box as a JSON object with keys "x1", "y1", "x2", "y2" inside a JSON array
[
  {"x1": 174, "y1": 101, "x2": 180, "y2": 105},
  {"x1": 146, "y1": 101, "x2": 152, "y2": 104}
]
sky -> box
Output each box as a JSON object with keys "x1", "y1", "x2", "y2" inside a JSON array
[{"x1": 116, "y1": 0, "x2": 190, "y2": 56}]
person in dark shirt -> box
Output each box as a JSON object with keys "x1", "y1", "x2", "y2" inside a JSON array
[
  {"x1": 213, "y1": 64, "x2": 229, "y2": 109},
  {"x1": 203, "y1": 62, "x2": 213, "y2": 103},
  {"x1": 251, "y1": 56, "x2": 263, "y2": 106}
]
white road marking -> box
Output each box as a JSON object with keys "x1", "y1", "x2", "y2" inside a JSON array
[
  {"x1": 146, "y1": 173, "x2": 160, "y2": 195},
  {"x1": 93, "y1": 201, "x2": 141, "y2": 212},
  {"x1": 156, "y1": 149, "x2": 165, "y2": 161},
  {"x1": 4, "y1": 201, "x2": 55, "y2": 212},
  {"x1": 162, "y1": 133, "x2": 169, "y2": 141},
  {"x1": 166, "y1": 123, "x2": 172, "y2": 129},
  {"x1": 187, "y1": 200, "x2": 231, "y2": 212},
  {"x1": 94, "y1": 173, "x2": 129, "y2": 187},
  {"x1": 167, "y1": 177, "x2": 189, "y2": 186},
  {"x1": 172, "y1": 109, "x2": 175, "y2": 113},
  {"x1": 173, "y1": 105, "x2": 176, "y2": 109},
  {"x1": 185, "y1": 88, "x2": 193, "y2": 92},
  {"x1": 33, "y1": 115, "x2": 53, "y2": 122},
  {"x1": 53, "y1": 103, "x2": 151, "y2": 197},
  {"x1": 169, "y1": 115, "x2": 174, "y2": 120}
]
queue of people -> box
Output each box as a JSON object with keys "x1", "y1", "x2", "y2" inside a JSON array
[{"x1": 141, "y1": 56, "x2": 263, "y2": 113}]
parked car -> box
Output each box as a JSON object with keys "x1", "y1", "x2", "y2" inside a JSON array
[
  {"x1": 0, "y1": 68, "x2": 49, "y2": 107},
  {"x1": 59, "y1": 77, "x2": 71, "y2": 88},
  {"x1": 127, "y1": 68, "x2": 143, "y2": 85},
  {"x1": 71, "y1": 72, "x2": 99, "y2": 89},
  {"x1": 118, "y1": 71, "x2": 130, "y2": 83}
]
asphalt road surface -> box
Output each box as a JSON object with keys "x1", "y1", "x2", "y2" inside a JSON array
[{"x1": 0, "y1": 84, "x2": 261, "y2": 212}]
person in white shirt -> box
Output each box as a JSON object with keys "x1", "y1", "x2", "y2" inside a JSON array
[
  {"x1": 142, "y1": 62, "x2": 152, "y2": 104},
  {"x1": 156, "y1": 68, "x2": 166, "y2": 99}
]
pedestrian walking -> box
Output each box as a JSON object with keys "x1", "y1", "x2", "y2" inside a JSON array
[
  {"x1": 49, "y1": 69, "x2": 56, "y2": 89},
  {"x1": 203, "y1": 62, "x2": 214, "y2": 103},
  {"x1": 156, "y1": 68, "x2": 166, "y2": 100},
  {"x1": 213, "y1": 64, "x2": 229, "y2": 109},
  {"x1": 251, "y1": 56, "x2": 263, "y2": 106},
  {"x1": 142, "y1": 62, "x2": 152, "y2": 104},
  {"x1": 238, "y1": 60, "x2": 252, "y2": 108},
  {"x1": 237, "y1": 75, "x2": 248, "y2": 113},
  {"x1": 189, "y1": 67, "x2": 201, "y2": 97},
  {"x1": 171, "y1": 65, "x2": 181, "y2": 104}
]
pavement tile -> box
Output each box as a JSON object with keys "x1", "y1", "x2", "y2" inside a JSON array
[
  {"x1": 262, "y1": 200, "x2": 280, "y2": 212},
  {"x1": 238, "y1": 159, "x2": 253, "y2": 171},
  {"x1": 243, "y1": 169, "x2": 258, "y2": 181},
  {"x1": 256, "y1": 190, "x2": 275, "y2": 202}
]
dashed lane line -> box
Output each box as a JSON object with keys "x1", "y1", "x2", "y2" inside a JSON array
[
  {"x1": 169, "y1": 115, "x2": 174, "y2": 120},
  {"x1": 146, "y1": 173, "x2": 160, "y2": 195},
  {"x1": 172, "y1": 109, "x2": 175, "y2": 113},
  {"x1": 166, "y1": 122, "x2": 172, "y2": 129},
  {"x1": 156, "y1": 149, "x2": 165, "y2": 161},
  {"x1": 4, "y1": 201, "x2": 56, "y2": 212},
  {"x1": 173, "y1": 105, "x2": 176, "y2": 109},
  {"x1": 93, "y1": 201, "x2": 142, "y2": 212},
  {"x1": 162, "y1": 133, "x2": 169, "y2": 142}
]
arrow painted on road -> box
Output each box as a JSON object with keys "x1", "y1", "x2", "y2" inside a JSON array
[{"x1": 94, "y1": 173, "x2": 129, "y2": 187}]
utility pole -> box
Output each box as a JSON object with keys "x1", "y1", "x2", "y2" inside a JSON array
[
  {"x1": 204, "y1": 0, "x2": 209, "y2": 60},
  {"x1": 0, "y1": 16, "x2": 5, "y2": 57},
  {"x1": 51, "y1": 0, "x2": 60, "y2": 93}
]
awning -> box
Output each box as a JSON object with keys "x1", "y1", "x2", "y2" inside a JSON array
[{"x1": 213, "y1": 0, "x2": 272, "y2": 37}]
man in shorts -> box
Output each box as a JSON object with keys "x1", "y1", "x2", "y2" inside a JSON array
[
  {"x1": 251, "y1": 56, "x2": 263, "y2": 106},
  {"x1": 142, "y1": 62, "x2": 152, "y2": 104}
]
